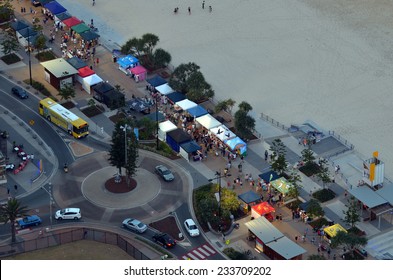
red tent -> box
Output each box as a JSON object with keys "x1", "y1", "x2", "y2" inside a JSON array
[
  {"x1": 63, "y1": 17, "x2": 82, "y2": 28},
  {"x1": 129, "y1": 65, "x2": 147, "y2": 82},
  {"x1": 78, "y1": 66, "x2": 95, "y2": 78},
  {"x1": 251, "y1": 202, "x2": 275, "y2": 221}
]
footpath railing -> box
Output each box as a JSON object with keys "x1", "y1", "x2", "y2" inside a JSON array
[
  {"x1": 328, "y1": 130, "x2": 355, "y2": 150},
  {"x1": 260, "y1": 112, "x2": 289, "y2": 132},
  {"x1": 0, "y1": 227, "x2": 150, "y2": 260}
]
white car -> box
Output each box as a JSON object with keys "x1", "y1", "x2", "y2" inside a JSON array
[
  {"x1": 55, "y1": 208, "x2": 81, "y2": 220},
  {"x1": 122, "y1": 218, "x2": 147, "y2": 233},
  {"x1": 184, "y1": 219, "x2": 200, "y2": 237}
]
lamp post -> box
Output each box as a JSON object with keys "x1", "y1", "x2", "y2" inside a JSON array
[
  {"x1": 209, "y1": 170, "x2": 231, "y2": 232},
  {"x1": 27, "y1": 27, "x2": 32, "y2": 86},
  {"x1": 155, "y1": 96, "x2": 159, "y2": 150},
  {"x1": 41, "y1": 182, "x2": 53, "y2": 228}
]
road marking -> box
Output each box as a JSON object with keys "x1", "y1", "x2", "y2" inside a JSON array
[
  {"x1": 198, "y1": 247, "x2": 210, "y2": 256},
  {"x1": 192, "y1": 249, "x2": 205, "y2": 259},
  {"x1": 203, "y1": 244, "x2": 216, "y2": 254}
]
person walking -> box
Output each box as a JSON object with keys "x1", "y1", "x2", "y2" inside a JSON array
[
  {"x1": 14, "y1": 184, "x2": 18, "y2": 193},
  {"x1": 209, "y1": 6, "x2": 212, "y2": 12},
  {"x1": 264, "y1": 150, "x2": 268, "y2": 161},
  {"x1": 96, "y1": 57, "x2": 99, "y2": 66},
  {"x1": 188, "y1": 7, "x2": 191, "y2": 14},
  {"x1": 92, "y1": 0, "x2": 95, "y2": 6},
  {"x1": 202, "y1": 1, "x2": 205, "y2": 9}
]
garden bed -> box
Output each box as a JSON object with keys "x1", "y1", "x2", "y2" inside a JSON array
[
  {"x1": 61, "y1": 101, "x2": 75, "y2": 109},
  {"x1": 299, "y1": 162, "x2": 321, "y2": 177},
  {"x1": 312, "y1": 188, "x2": 336, "y2": 203},
  {"x1": 81, "y1": 105, "x2": 104, "y2": 118},
  {"x1": 149, "y1": 216, "x2": 184, "y2": 241},
  {"x1": 35, "y1": 50, "x2": 57, "y2": 62},
  {"x1": 1, "y1": 53, "x2": 21, "y2": 64}
]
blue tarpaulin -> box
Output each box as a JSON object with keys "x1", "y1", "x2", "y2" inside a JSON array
[
  {"x1": 44, "y1": 1, "x2": 67, "y2": 15},
  {"x1": 180, "y1": 140, "x2": 201, "y2": 153},
  {"x1": 117, "y1": 55, "x2": 139, "y2": 69},
  {"x1": 187, "y1": 105, "x2": 208, "y2": 118},
  {"x1": 146, "y1": 75, "x2": 167, "y2": 88},
  {"x1": 166, "y1": 92, "x2": 186, "y2": 104},
  {"x1": 224, "y1": 136, "x2": 247, "y2": 155}
]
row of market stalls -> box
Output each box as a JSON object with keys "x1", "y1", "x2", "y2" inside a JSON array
[{"x1": 40, "y1": 58, "x2": 124, "y2": 109}]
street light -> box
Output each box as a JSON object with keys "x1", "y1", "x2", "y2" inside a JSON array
[
  {"x1": 155, "y1": 95, "x2": 159, "y2": 150},
  {"x1": 41, "y1": 182, "x2": 53, "y2": 228},
  {"x1": 208, "y1": 170, "x2": 231, "y2": 232},
  {"x1": 27, "y1": 27, "x2": 32, "y2": 86}
]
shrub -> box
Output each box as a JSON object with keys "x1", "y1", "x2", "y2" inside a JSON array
[
  {"x1": 223, "y1": 248, "x2": 248, "y2": 260},
  {"x1": 1, "y1": 53, "x2": 21, "y2": 64},
  {"x1": 309, "y1": 217, "x2": 329, "y2": 229},
  {"x1": 35, "y1": 51, "x2": 57, "y2": 62},
  {"x1": 23, "y1": 79, "x2": 52, "y2": 97},
  {"x1": 312, "y1": 188, "x2": 335, "y2": 203},
  {"x1": 299, "y1": 162, "x2": 321, "y2": 177}
]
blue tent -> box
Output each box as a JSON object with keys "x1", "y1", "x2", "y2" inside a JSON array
[
  {"x1": 187, "y1": 105, "x2": 208, "y2": 118},
  {"x1": 117, "y1": 55, "x2": 139, "y2": 69},
  {"x1": 44, "y1": 1, "x2": 67, "y2": 15},
  {"x1": 166, "y1": 92, "x2": 186, "y2": 104},
  {"x1": 238, "y1": 191, "x2": 261, "y2": 204},
  {"x1": 67, "y1": 57, "x2": 87, "y2": 69},
  {"x1": 11, "y1": 21, "x2": 29, "y2": 31},
  {"x1": 146, "y1": 75, "x2": 167, "y2": 88},
  {"x1": 180, "y1": 140, "x2": 201, "y2": 153},
  {"x1": 258, "y1": 170, "x2": 279, "y2": 183},
  {"x1": 224, "y1": 136, "x2": 247, "y2": 155},
  {"x1": 166, "y1": 128, "x2": 192, "y2": 153},
  {"x1": 144, "y1": 111, "x2": 166, "y2": 122}
]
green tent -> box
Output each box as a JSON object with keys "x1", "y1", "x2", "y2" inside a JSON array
[
  {"x1": 270, "y1": 177, "x2": 293, "y2": 194},
  {"x1": 71, "y1": 23, "x2": 90, "y2": 35}
]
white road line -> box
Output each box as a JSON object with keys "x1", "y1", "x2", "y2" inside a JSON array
[
  {"x1": 187, "y1": 253, "x2": 198, "y2": 260},
  {"x1": 203, "y1": 244, "x2": 215, "y2": 254},
  {"x1": 198, "y1": 247, "x2": 210, "y2": 256},
  {"x1": 192, "y1": 250, "x2": 205, "y2": 259}
]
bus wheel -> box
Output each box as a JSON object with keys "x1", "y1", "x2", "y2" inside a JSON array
[
  {"x1": 68, "y1": 130, "x2": 72, "y2": 135},
  {"x1": 47, "y1": 116, "x2": 51, "y2": 122}
]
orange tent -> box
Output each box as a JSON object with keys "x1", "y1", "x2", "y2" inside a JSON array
[{"x1": 251, "y1": 202, "x2": 275, "y2": 220}]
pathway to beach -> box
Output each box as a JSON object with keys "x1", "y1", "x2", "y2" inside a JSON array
[{"x1": 57, "y1": 0, "x2": 393, "y2": 176}]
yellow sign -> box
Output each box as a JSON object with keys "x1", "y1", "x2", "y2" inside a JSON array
[
  {"x1": 369, "y1": 162, "x2": 375, "y2": 181},
  {"x1": 29, "y1": 120, "x2": 35, "y2": 126},
  {"x1": 225, "y1": 239, "x2": 230, "y2": 245}
]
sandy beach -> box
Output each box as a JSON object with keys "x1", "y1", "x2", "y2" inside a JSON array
[{"x1": 56, "y1": 0, "x2": 393, "y2": 176}]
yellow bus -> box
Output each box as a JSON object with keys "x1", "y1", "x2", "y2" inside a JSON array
[{"x1": 38, "y1": 98, "x2": 89, "y2": 138}]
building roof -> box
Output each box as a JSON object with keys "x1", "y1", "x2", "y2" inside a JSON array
[
  {"x1": 167, "y1": 128, "x2": 192, "y2": 143},
  {"x1": 267, "y1": 236, "x2": 307, "y2": 260},
  {"x1": 238, "y1": 190, "x2": 261, "y2": 204},
  {"x1": 41, "y1": 58, "x2": 78, "y2": 78},
  {"x1": 10, "y1": 20, "x2": 29, "y2": 31},
  {"x1": 67, "y1": 57, "x2": 87, "y2": 69},
  {"x1": 91, "y1": 82, "x2": 114, "y2": 94},
  {"x1": 349, "y1": 185, "x2": 388, "y2": 208}
]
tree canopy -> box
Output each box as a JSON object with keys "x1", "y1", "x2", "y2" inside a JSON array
[
  {"x1": 58, "y1": 83, "x2": 75, "y2": 100},
  {"x1": 234, "y1": 101, "x2": 255, "y2": 140},
  {"x1": 0, "y1": 198, "x2": 29, "y2": 243},
  {"x1": 0, "y1": 33, "x2": 20, "y2": 55},
  {"x1": 343, "y1": 196, "x2": 361, "y2": 229}
]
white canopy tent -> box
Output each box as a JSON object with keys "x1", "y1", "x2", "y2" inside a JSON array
[
  {"x1": 210, "y1": 125, "x2": 236, "y2": 141},
  {"x1": 155, "y1": 83, "x2": 174, "y2": 95},
  {"x1": 195, "y1": 114, "x2": 221, "y2": 130},
  {"x1": 76, "y1": 74, "x2": 103, "y2": 94},
  {"x1": 175, "y1": 99, "x2": 197, "y2": 111},
  {"x1": 158, "y1": 120, "x2": 177, "y2": 141}
]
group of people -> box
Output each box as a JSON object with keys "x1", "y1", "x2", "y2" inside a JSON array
[{"x1": 173, "y1": 1, "x2": 212, "y2": 14}]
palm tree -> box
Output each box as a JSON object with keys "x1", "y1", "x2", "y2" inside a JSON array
[{"x1": 0, "y1": 198, "x2": 29, "y2": 243}]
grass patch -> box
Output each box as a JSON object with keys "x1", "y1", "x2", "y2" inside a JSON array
[
  {"x1": 1, "y1": 53, "x2": 21, "y2": 64},
  {"x1": 312, "y1": 188, "x2": 336, "y2": 203},
  {"x1": 309, "y1": 217, "x2": 329, "y2": 229},
  {"x1": 299, "y1": 162, "x2": 321, "y2": 177},
  {"x1": 35, "y1": 50, "x2": 57, "y2": 62},
  {"x1": 81, "y1": 105, "x2": 103, "y2": 118}
]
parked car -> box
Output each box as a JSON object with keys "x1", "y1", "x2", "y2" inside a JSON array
[
  {"x1": 18, "y1": 215, "x2": 42, "y2": 229},
  {"x1": 5, "y1": 163, "x2": 15, "y2": 171},
  {"x1": 184, "y1": 219, "x2": 200, "y2": 237},
  {"x1": 155, "y1": 165, "x2": 174, "y2": 182},
  {"x1": 11, "y1": 87, "x2": 28, "y2": 99},
  {"x1": 152, "y1": 233, "x2": 176, "y2": 248},
  {"x1": 122, "y1": 218, "x2": 147, "y2": 233},
  {"x1": 55, "y1": 208, "x2": 81, "y2": 220}
]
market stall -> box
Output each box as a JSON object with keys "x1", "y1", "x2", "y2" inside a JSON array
[
  {"x1": 224, "y1": 136, "x2": 247, "y2": 156},
  {"x1": 77, "y1": 73, "x2": 103, "y2": 94},
  {"x1": 195, "y1": 114, "x2": 221, "y2": 130},
  {"x1": 71, "y1": 23, "x2": 90, "y2": 35},
  {"x1": 251, "y1": 202, "x2": 275, "y2": 221},
  {"x1": 270, "y1": 177, "x2": 292, "y2": 195},
  {"x1": 79, "y1": 30, "x2": 100, "y2": 43},
  {"x1": 100, "y1": 89, "x2": 125, "y2": 110},
  {"x1": 146, "y1": 75, "x2": 167, "y2": 89},
  {"x1": 238, "y1": 190, "x2": 262, "y2": 213},
  {"x1": 117, "y1": 55, "x2": 139, "y2": 74},
  {"x1": 126, "y1": 98, "x2": 152, "y2": 114},
  {"x1": 323, "y1": 224, "x2": 347, "y2": 243},
  {"x1": 44, "y1": 1, "x2": 67, "y2": 17},
  {"x1": 129, "y1": 65, "x2": 147, "y2": 82},
  {"x1": 166, "y1": 92, "x2": 186, "y2": 104},
  {"x1": 210, "y1": 125, "x2": 236, "y2": 141},
  {"x1": 175, "y1": 99, "x2": 197, "y2": 112},
  {"x1": 67, "y1": 56, "x2": 87, "y2": 69},
  {"x1": 166, "y1": 128, "x2": 192, "y2": 153},
  {"x1": 155, "y1": 83, "x2": 174, "y2": 95},
  {"x1": 179, "y1": 140, "x2": 202, "y2": 162},
  {"x1": 186, "y1": 105, "x2": 208, "y2": 118},
  {"x1": 91, "y1": 82, "x2": 114, "y2": 103},
  {"x1": 62, "y1": 16, "x2": 82, "y2": 28},
  {"x1": 158, "y1": 120, "x2": 177, "y2": 141}
]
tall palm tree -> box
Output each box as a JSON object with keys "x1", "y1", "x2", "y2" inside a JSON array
[{"x1": 0, "y1": 198, "x2": 29, "y2": 243}]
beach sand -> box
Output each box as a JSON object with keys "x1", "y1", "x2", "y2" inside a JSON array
[{"x1": 57, "y1": 0, "x2": 393, "y2": 175}]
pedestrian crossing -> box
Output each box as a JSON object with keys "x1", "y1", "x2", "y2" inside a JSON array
[{"x1": 182, "y1": 243, "x2": 217, "y2": 260}]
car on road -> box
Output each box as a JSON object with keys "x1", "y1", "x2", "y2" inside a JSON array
[
  {"x1": 18, "y1": 215, "x2": 42, "y2": 229},
  {"x1": 122, "y1": 218, "x2": 147, "y2": 233},
  {"x1": 55, "y1": 208, "x2": 81, "y2": 220},
  {"x1": 184, "y1": 219, "x2": 200, "y2": 237},
  {"x1": 11, "y1": 87, "x2": 28, "y2": 99},
  {"x1": 152, "y1": 233, "x2": 176, "y2": 248},
  {"x1": 155, "y1": 165, "x2": 174, "y2": 182},
  {"x1": 5, "y1": 163, "x2": 15, "y2": 171}
]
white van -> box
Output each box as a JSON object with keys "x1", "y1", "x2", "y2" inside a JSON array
[{"x1": 55, "y1": 208, "x2": 81, "y2": 220}]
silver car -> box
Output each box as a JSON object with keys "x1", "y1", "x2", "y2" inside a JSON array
[
  {"x1": 122, "y1": 218, "x2": 147, "y2": 233},
  {"x1": 155, "y1": 165, "x2": 175, "y2": 181}
]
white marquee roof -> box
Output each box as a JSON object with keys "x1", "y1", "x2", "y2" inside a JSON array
[
  {"x1": 196, "y1": 114, "x2": 221, "y2": 129},
  {"x1": 156, "y1": 83, "x2": 174, "y2": 95},
  {"x1": 176, "y1": 99, "x2": 197, "y2": 111}
]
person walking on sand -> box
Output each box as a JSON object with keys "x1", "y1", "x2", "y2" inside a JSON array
[
  {"x1": 209, "y1": 6, "x2": 212, "y2": 12},
  {"x1": 92, "y1": 0, "x2": 95, "y2": 6},
  {"x1": 188, "y1": 7, "x2": 191, "y2": 15},
  {"x1": 202, "y1": 1, "x2": 205, "y2": 9}
]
